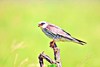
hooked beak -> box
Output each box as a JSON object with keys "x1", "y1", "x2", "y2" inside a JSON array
[{"x1": 38, "y1": 24, "x2": 42, "y2": 27}]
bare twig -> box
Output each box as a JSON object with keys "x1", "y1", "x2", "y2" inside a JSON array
[
  {"x1": 38, "y1": 52, "x2": 56, "y2": 67},
  {"x1": 38, "y1": 42, "x2": 62, "y2": 67},
  {"x1": 50, "y1": 42, "x2": 62, "y2": 67},
  {"x1": 38, "y1": 52, "x2": 44, "y2": 67}
]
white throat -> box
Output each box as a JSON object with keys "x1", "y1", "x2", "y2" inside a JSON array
[{"x1": 42, "y1": 23, "x2": 48, "y2": 28}]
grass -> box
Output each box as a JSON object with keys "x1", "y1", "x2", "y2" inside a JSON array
[{"x1": 0, "y1": 0, "x2": 100, "y2": 67}]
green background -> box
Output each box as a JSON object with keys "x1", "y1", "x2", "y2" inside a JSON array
[{"x1": 0, "y1": 0, "x2": 100, "y2": 67}]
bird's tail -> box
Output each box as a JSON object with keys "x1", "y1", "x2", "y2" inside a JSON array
[{"x1": 72, "y1": 37, "x2": 86, "y2": 45}]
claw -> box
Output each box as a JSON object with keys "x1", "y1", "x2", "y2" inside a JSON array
[
  {"x1": 50, "y1": 40, "x2": 57, "y2": 48},
  {"x1": 50, "y1": 40, "x2": 55, "y2": 48}
]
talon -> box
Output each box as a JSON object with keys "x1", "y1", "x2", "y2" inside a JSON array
[{"x1": 50, "y1": 40, "x2": 55, "y2": 48}]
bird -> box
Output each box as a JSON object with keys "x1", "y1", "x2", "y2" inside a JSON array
[{"x1": 38, "y1": 21, "x2": 86, "y2": 45}]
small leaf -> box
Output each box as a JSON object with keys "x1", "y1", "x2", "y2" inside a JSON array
[{"x1": 48, "y1": 64, "x2": 56, "y2": 67}]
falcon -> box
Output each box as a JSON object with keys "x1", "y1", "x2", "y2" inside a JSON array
[{"x1": 38, "y1": 21, "x2": 86, "y2": 45}]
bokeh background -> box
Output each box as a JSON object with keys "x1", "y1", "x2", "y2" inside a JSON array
[{"x1": 0, "y1": 0, "x2": 100, "y2": 67}]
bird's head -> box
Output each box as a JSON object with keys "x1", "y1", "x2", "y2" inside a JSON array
[{"x1": 38, "y1": 21, "x2": 48, "y2": 28}]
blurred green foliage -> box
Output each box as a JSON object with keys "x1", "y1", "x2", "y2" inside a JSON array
[
  {"x1": 0, "y1": 0, "x2": 100, "y2": 67},
  {"x1": 48, "y1": 64, "x2": 56, "y2": 67}
]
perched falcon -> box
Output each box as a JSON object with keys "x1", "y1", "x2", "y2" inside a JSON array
[{"x1": 38, "y1": 21, "x2": 86, "y2": 45}]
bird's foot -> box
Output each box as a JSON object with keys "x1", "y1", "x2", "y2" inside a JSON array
[{"x1": 50, "y1": 40, "x2": 57, "y2": 48}]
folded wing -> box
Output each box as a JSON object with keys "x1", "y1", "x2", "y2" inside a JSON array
[{"x1": 46, "y1": 24, "x2": 72, "y2": 38}]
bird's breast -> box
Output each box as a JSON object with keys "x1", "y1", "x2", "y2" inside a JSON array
[
  {"x1": 42, "y1": 28, "x2": 56, "y2": 39},
  {"x1": 42, "y1": 28, "x2": 67, "y2": 42}
]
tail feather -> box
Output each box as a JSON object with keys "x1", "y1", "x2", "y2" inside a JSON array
[{"x1": 73, "y1": 38, "x2": 86, "y2": 45}]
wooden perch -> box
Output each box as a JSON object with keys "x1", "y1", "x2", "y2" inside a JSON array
[{"x1": 38, "y1": 42, "x2": 62, "y2": 67}]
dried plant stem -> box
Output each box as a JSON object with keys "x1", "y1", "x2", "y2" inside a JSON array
[{"x1": 38, "y1": 42, "x2": 62, "y2": 67}]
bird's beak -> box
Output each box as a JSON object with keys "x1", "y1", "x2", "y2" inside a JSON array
[{"x1": 38, "y1": 24, "x2": 42, "y2": 27}]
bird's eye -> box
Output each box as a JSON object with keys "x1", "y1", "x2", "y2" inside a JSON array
[{"x1": 41, "y1": 23, "x2": 45, "y2": 25}]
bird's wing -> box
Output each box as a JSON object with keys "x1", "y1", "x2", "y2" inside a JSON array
[{"x1": 46, "y1": 24, "x2": 71, "y2": 38}]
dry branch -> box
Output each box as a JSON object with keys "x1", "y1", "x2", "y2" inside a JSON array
[{"x1": 38, "y1": 42, "x2": 62, "y2": 67}]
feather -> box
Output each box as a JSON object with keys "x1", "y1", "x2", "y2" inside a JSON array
[{"x1": 46, "y1": 24, "x2": 72, "y2": 39}]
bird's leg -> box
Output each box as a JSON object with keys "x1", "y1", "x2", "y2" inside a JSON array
[{"x1": 50, "y1": 40, "x2": 56, "y2": 48}]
